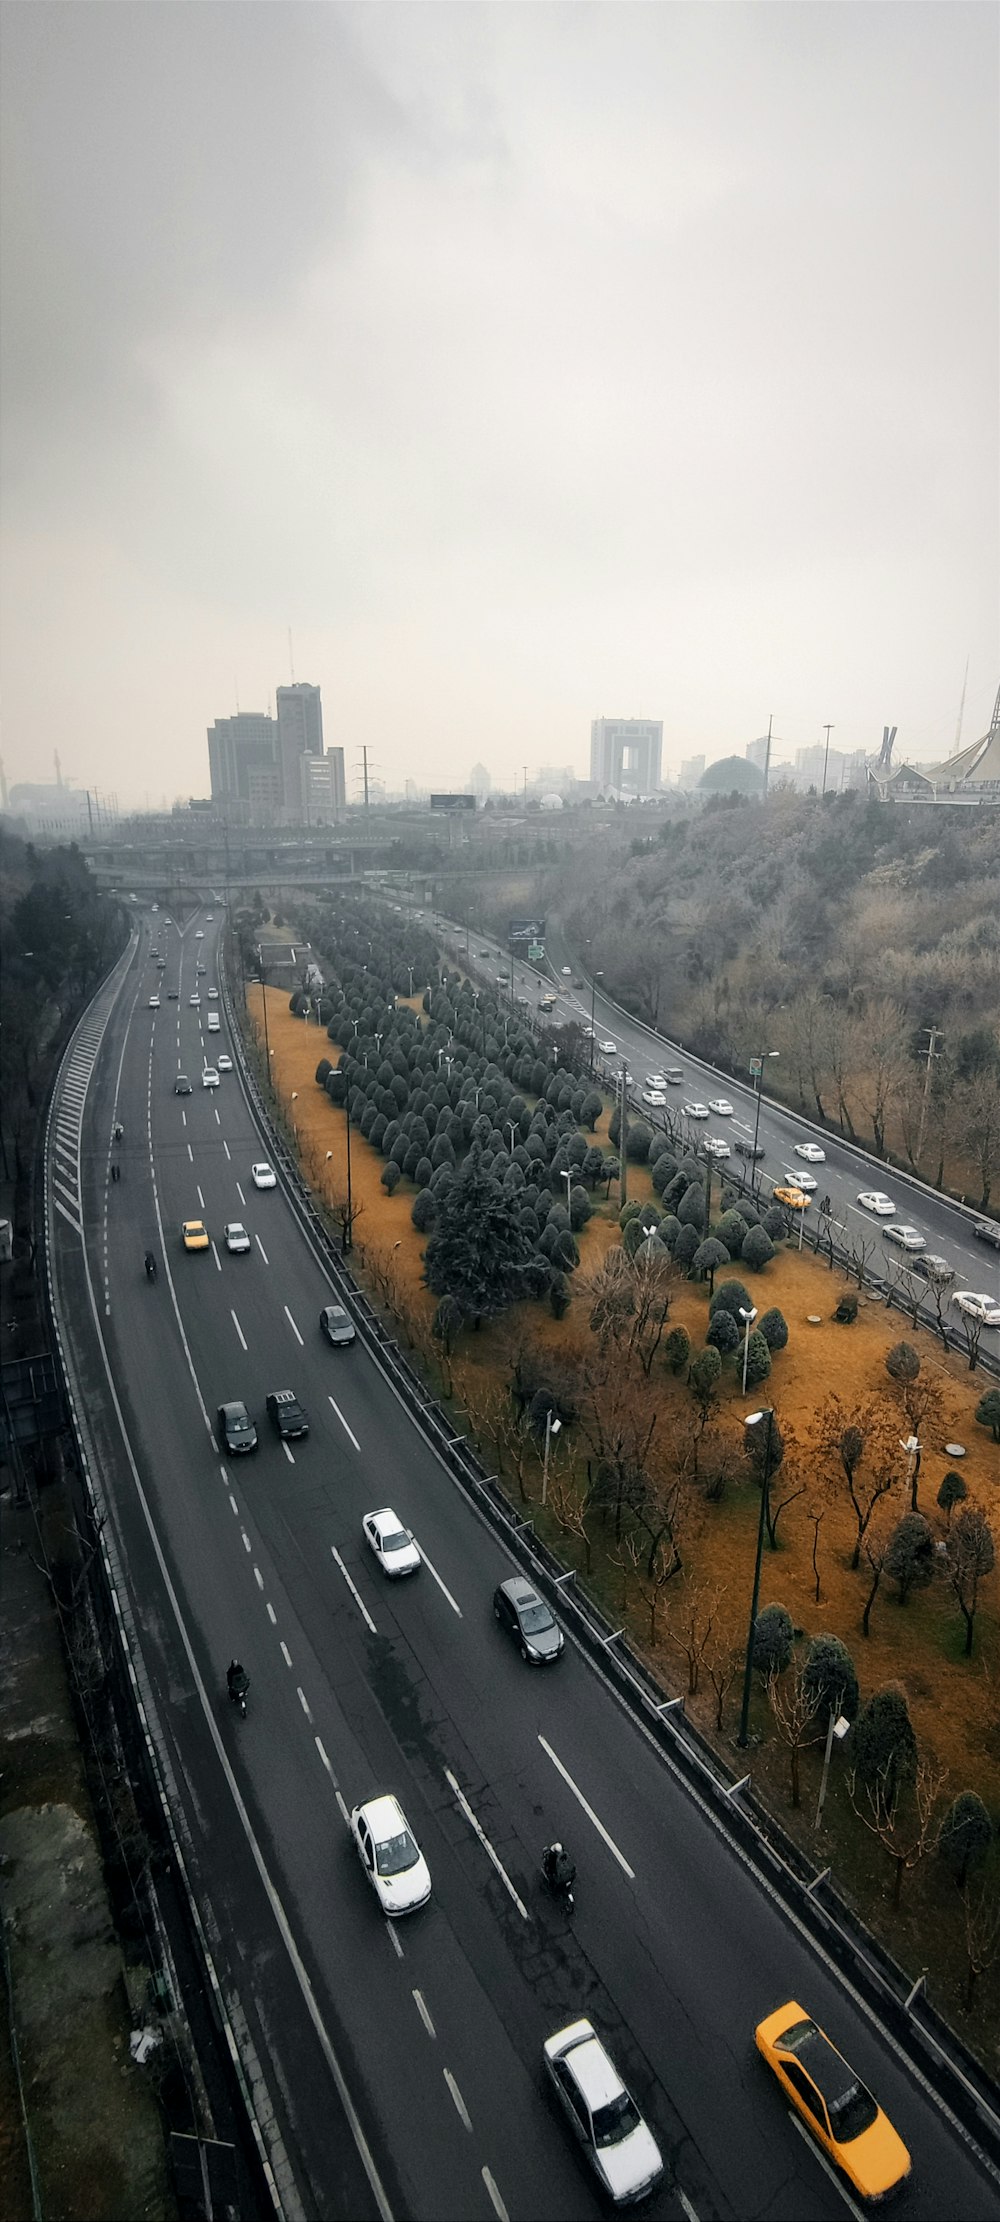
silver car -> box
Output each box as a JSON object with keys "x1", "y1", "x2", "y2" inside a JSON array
[{"x1": 543, "y1": 2019, "x2": 663, "y2": 2205}]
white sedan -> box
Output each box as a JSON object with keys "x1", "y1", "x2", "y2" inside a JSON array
[
  {"x1": 883, "y1": 1224, "x2": 927, "y2": 1252},
  {"x1": 704, "y1": 1136, "x2": 731, "y2": 1158},
  {"x1": 795, "y1": 1141, "x2": 826, "y2": 1163},
  {"x1": 217, "y1": 1053, "x2": 233, "y2": 1072},
  {"x1": 951, "y1": 1291, "x2": 1000, "y2": 1328},
  {"x1": 189, "y1": 992, "x2": 200, "y2": 1007},
  {"x1": 598, "y1": 1039, "x2": 617, "y2": 1055},
  {"x1": 224, "y1": 1222, "x2": 251, "y2": 1253},
  {"x1": 350, "y1": 1794, "x2": 431, "y2": 1915},
  {"x1": 641, "y1": 1090, "x2": 667, "y2": 1108},
  {"x1": 708, "y1": 1098, "x2": 734, "y2": 1116},
  {"x1": 201, "y1": 1067, "x2": 219, "y2": 1089},
  {"x1": 543, "y1": 2019, "x2": 664, "y2": 2205},
  {"x1": 857, "y1": 1190, "x2": 896, "y2": 1216},
  {"x1": 784, "y1": 1167, "x2": 817, "y2": 1191},
  {"x1": 645, "y1": 1073, "x2": 669, "y2": 1089},
  {"x1": 148, "y1": 994, "x2": 160, "y2": 1008},
  {"x1": 251, "y1": 1162, "x2": 276, "y2": 1189},
  {"x1": 684, "y1": 1102, "x2": 710, "y2": 1120},
  {"x1": 561, "y1": 965, "x2": 572, "y2": 976},
  {"x1": 363, "y1": 1508, "x2": 421, "y2": 1577}
]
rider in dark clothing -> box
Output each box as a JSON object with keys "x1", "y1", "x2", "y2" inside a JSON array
[
  {"x1": 227, "y1": 1659, "x2": 248, "y2": 1696},
  {"x1": 543, "y1": 1842, "x2": 575, "y2": 1892}
]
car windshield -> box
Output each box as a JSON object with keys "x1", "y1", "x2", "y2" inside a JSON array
[
  {"x1": 827, "y1": 2079, "x2": 879, "y2": 2143},
  {"x1": 231, "y1": 1417, "x2": 251, "y2": 1435},
  {"x1": 592, "y1": 2089, "x2": 643, "y2": 2148},
  {"x1": 375, "y1": 1828, "x2": 419, "y2": 1876},
  {"x1": 383, "y1": 1529, "x2": 409, "y2": 1551},
  {"x1": 518, "y1": 1601, "x2": 554, "y2": 1634}
]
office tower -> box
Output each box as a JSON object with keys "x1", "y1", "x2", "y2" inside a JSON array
[
  {"x1": 590, "y1": 717, "x2": 662, "y2": 795},
  {"x1": 276, "y1": 683, "x2": 323, "y2": 814},
  {"x1": 207, "y1": 713, "x2": 280, "y2": 816}
]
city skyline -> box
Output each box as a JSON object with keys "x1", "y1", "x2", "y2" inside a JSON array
[{"x1": 1, "y1": 3, "x2": 996, "y2": 807}]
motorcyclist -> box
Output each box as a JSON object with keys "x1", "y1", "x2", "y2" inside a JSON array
[
  {"x1": 227, "y1": 1659, "x2": 248, "y2": 1698},
  {"x1": 144, "y1": 1250, "x2": 157, "y2": 1280},
  {"x1": 542, "y1": 1842, "x2": 575, "y2": 1893}
]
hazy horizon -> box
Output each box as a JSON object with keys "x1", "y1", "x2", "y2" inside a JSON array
[{"x1": 2, "y1": 1, "x2": 997, "y2": 808}]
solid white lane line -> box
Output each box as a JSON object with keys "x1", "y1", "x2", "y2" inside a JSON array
[
  {"x1": 315, "y1": 1738, "x2": 336, "y2": 1783},
  {"x1": 443, "y1": 2070, "x2": 472, "y2": 2133},
  {"x1": 280, "y1": 1641, "x2": 293, "y2": 1668},
  {"x1": 231, "y1": 1309, "x2": 247, "y2": 1351},
  {"x1": 538, "y1": 1734, "x2": 635, "y2": 1878},
  {"x1": 677, "y1": 2188, "x2": 701, "y2": 2222},
  {"x1": 211, "y1": 1241, "x2": 222, "y2": 1272},
  {"x1": 328, "y1": 1395, "x2": 360, "y2": 1451},
  {"x1": 787, "y1": 2112, "x2": 866, "y2": 2221},
  {"x1": 236, "y1": 1181, "x2": 246, "y2": 1205},
  {"x1": 197, "y1": 1185, "x2": 205, "y2": 1208},
  {"x1": 330, "y1": 1546, "x2": 377, "y2": 1633},
  {"x1": 284, "y1": 1303, "x2": 303, "y2": 1345},
  {"x1": 415, "y1": 1544, "x2": 462, "y2": 1618},
  {"x1": 298, "y1": 1686, "x2": 313, "y2": 1722},
  {"x1": 412, "y1": 1989, "x2": 436, "y2": 2039},
  {"x1": 482, "y1": 2169, "x2": 509, "y2": 2222},
  {"x1": 444, "y1": 1769, "x2": 529, "y2": 1919},
  {"x1": 255, "y1": 1235, "x2": 269, "y2": 1264},
  {"x1": 283, "y1": 1441, "x2": 295, "y2": 1465}
]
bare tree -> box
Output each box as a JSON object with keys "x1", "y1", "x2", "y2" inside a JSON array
[
  {"x1": 661, "y1": 1582, "x2": 724, "y2": 1696},
  {"x1": 861, "y1": 1510, "x2": 894, "y2": 1639},
  {"x1": 965, "y1": 1063, "x2": 1000, "y2": 1212},
  {"x1": 544, "y1": 1469, "x2": 593, "y2": 1577},
  {"x1": 964, "y1": 1870, "x2": 1000, "y2": 2011},
  {"x1": 952, "y1": 1306, "x2": 985, "y2": 1373},
  {"x1": 947, "y1": 1507, "x2": 996, "y2": 1658},
  {"x1": 849, "y1": 1750, "x2": 948, "y2": 1908},
  {"x1": 705, "y1": 1623, "x2": 743, "y2": 1733},
  {"x1": 847, "y1": 1232, "x2": 877, "y2": 1290},
  {"x1": 767, "y1": 1664, "x2": 825, "y2": 1807},
  {"x1": 855, "y1": 997, "x2": 909, "y2": 1159},
  {"x1": 818, "y1": 1394, "x2": 896, "y2": 1569}
]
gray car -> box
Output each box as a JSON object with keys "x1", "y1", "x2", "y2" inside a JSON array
[
  {"x1": 320, "y1": 1303, "x2": 356, "y2": 1347},
  {"x1": 493, "y1": 1575, "x2": 563, "y2": 1663},
  {"x1": 218, "y1": 1400, "x2": 257, "y2": 1454}
]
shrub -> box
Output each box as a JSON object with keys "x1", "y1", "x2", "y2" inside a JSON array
[
  {"x1": 709, "y1": 1278, "x2": 753, "y2": 1322},
  {"x1": 706, "y1": 1308, "x2": 740, "y2": 1355},
  {"x1": 552, "y1": 1229, "x2": 579, "y2": 1271},
  {"x1": 743, "y1": 1329, "x2": 772, "y2": 1386},
  {"x1": 741, "y1": 1225, "x2": 776, "y2": 1271},
  {"x1": 677, "y1": 1181, "x2": 707, "y2": 1230},
  {"x1": 938, "y1": 1792, "x2": 993, "y2": 1889},
  {"x1": 761, "y1": 1206, "x2": 788, "y2": 1240},
  {"x1": 414, "y1": 1155, "x2": 433, "y2": 1189},
  {"x1": 937, "y1": 1471, "x2": 968, "y2": 1522},
  {"x1": 688, "y1": 1346, "x2": 722, "y2": 1408},
  {"x1": 715, "y1": 1209, "x2": 749, "y2": 1252},
  {"x1": 692, "y1": 1237, "x2": 731, "y2": 1290},
  {"x1": 884, "y1": 1512, "x2": 935, "y2": 1603},
  {"x1": 886, "y1": 1341, "x2": 920, "y2": 1385},
  {"x1": 650, "y1": 1155, "x2": 676, "y2": 1196},
  {"x1": 974, "y1": 1388, "x2": 1000, "y2": 1442},
  {"x1": 315, "y1": 1058, "x2": 332, "y2": 1086},
  {"x1": 673, "y1": 1224, "x2": 701, "y2": 1267},
  {"x1": 549, "y1": 1272, "x2": 571, "y2": 1319},
  {"x1": 757, "y1": 1307, "x2": 788, "y2": 1351},
  {"x1": 663, "y1": 1324, "x2": 691, "y2": 1374},
  {"x1": 833, "y1": 1289, "x2": 858, "y2": 1323},
  {"x1": 619, "y1": 1200, "x2": 644, "y2": 1228},
  {"x1": 411, "y1": 1188, "x2": 437, "y2": 1233},
  {"x1": 753, "y1": 1603, "x2": 793, "y2": 1675},
  {"x1": 626, "y1": 1120, "x2": 653, "y2": 1163},
  {"x1": 853, "y1": 1685, "x2": 916, "y2": 1804},
  {"x1": 802, "y1": 1635, "x2": 859, "y2": 1723},
  {"x1": 381, "y1": 1162, "x2": 401, "y2": 1194},
  {"x1": 657, "y1": 1215, "x2": 681, "y2": 1251}
]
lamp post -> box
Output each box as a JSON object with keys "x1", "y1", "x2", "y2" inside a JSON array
[
  {"x1": 505, "y1": 1120, "x2": 518, "y2": 1154},
  {"x1": 589, "y1": 970, "x2": 604, "y2": 1072},
  {"x1": 290, "y1": 1090, "x2": 298, "y2": 1142},
  {"x1": 739, "y1": 1304, "x2": 758, "y2": 1395},
  {"x1": 560, "y1": 1168, "x2": 573, "y2": 1214},
  {"x1": 618, "y1": 1061, "x2": 629, "y2": 1206},
  {"x1": 738, "y1": 1408, "x2": 775, "y2": 1749},
  {"x1": 542, "y1": 1410, "x2": 562, "y2": 1504},
  {"x1": 257, "y1": 946, "x2": 271, "y2": 1079},
  {"x1": 814, "y1": 1710, "x2": 851, "y2": 1830},
  {"x1": 749, "y1": 1050, "x2": 779, "y2": 1186},
  {"x1": 343, "y1": 1096, "x2": 354, "y2": 1252}
]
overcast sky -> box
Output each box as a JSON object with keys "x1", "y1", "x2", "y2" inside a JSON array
[{"x1": 1, "y1": 1, "x2": 997, "y2": 807}]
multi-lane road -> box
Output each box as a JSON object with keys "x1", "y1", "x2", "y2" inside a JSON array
[{"x1": 47, "y1": 906, "x2": 999, "y2": 2222}]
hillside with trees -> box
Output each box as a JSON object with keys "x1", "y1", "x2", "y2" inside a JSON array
[{"x1": 563, "y1": 791, "x2": 1000, "y2": 1202}]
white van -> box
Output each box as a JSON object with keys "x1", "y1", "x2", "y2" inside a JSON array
[{"x1": 206, "y1": 1011, "x2": 220, "y2": 1033}]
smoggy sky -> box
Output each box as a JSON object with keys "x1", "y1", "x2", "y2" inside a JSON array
[{"x1": 1, "y1": 0, "x2": 997, "y2": 807}]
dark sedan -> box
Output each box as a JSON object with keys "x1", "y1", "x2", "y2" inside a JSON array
[
  {"x1": 266, "y1": 1390, "x2": 309, "y2": 1440},
  {"x1": 218, "y1": 1400, "x2": 257, "y2": 1455},
  {"x1": 735, "y1": 1139, "x2": 765, "y2": 1160},
  {"x1": 320, "y1": 1303, "x2": 356, "y2": 1348},
  {"x1": 973, "y1": 1217, "x2": 1000, "y2": 1250},
  {"x1": 493, "y1": 1575, "x2": 564, "y2": 1664}
]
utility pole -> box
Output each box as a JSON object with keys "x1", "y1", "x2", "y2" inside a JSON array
[
  {"x1": 915, "y1": 1025, "x2": 942, "y2": 1168},
  {"x1": 820, "y1": 723, "x2": 834, "y2": 796},
  {"x1": 762, "y1": 712, "x2": 773, "y2": 799},
  {"x1": 618, "y1": 1062, "x2": 628, "y2": 1205}
]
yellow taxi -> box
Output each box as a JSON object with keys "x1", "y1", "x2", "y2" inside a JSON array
[
  {"x1": 755, "y1": 2002, "x2": 910, "y2": 2201},
  {"x1": 181, "y1": 1220, "x2": 210, "y2": 1253},
  {"x1": 771, "y1": 1183, "x2": 810, "y2": 1211}
]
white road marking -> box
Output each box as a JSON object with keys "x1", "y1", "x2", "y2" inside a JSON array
[
  {"x1": 412, "y1": 1989, "x2": 436, "y2": 2038},
  {"x1": 236, "y1": 1181, "x2": 246, "y2": 1206},
  {"x1": 416, "y1": 1544, "x2": 462, "y2": 1618},
  {"x1": 214, "y1": 1106, "x2": 221, "y2": 1124},
  {"x1": 444, "y1": 2070, "x2": 472, "y2": 2132},
  {"x1": 231, "y1": 1309, "x2": 247, "y2": 1351},
  {"x1": 228, "y1": 1494, "x2": 239, "y2": 1515},
  {"x1": 385, "y1": 1921, "x2": 404, "y2": 1960},
  {"x1": 211, "y1": 1241, "x2": 222, "y2": 1272},
  {"x1": 328, "y1": 1395, "x2": 360, "y2": 1451},
  {"x1": 315, "y1": 1738, "x2": 336, "y2": 1782},
  {"x1": 677, "y1": 2189, "x2": 701, "y2": 2222},
  {"x1": 297, "y1": 1686, "x2": 313, "y2": 1722},
  {"x1": 538, "y1": 1734, "x2": 635, "y2": 1878},
  {"x1": 197, "y1": 1185, "x2": 205, "y2": 1208},
  {"x1": 445, "y1": 1769, "x2": 529, "y2": 1919},
  {"x1": 284, "y1": 1303, "x2": 303, "y2": 1345},
  {"x1": 787, "y1": 2111, "x2": 867, "y2": 2221},
  {"x1": 241, "y1": 1530, "x2": 251, "y2": 1553},
  {"x1": 266, "y1": 1602, "x2": 276, "y2": 1625},
  {"x1": 255, "y1": 1235, "x2": 269, "y2": 1264},
  {"x1": 254, "y1": 1566, "x2": 264, "y2": 1589},
  {"x1": 283, "y1": 1441, "x2": 295, "y2": 1465},
  {"x1": 188, "y1": 1142, "x2": 194, "y2": 1162},
  {"x1": 482, "y1": 2169, "x2": 509, "y2": 2222},
  {"x1": 280, "y1": 1641, "x2": 293, "y2": 1667},
  {"x1": 331, "y1": 1546, "x2": 377, "y2": 1633},
  {"x1": 223, "y1": 1139, "x2": 231, "y2": 1160},
  {"x1": 335, "y1": 1789, "x2": 350, "y2": 1824}
]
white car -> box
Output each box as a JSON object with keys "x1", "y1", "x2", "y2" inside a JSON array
[
  {"x1": 251, "y1": 1162, "x2": 276, "y2": 1189},
  {"x1": 543, "y1": 2018, "x2": 664, "y2": 2205},
  {"x1": 217, "y1": 1053, "x2": 233, "y2": 1072},
  {"x1": 795, "y1": 1142, "x2": 826, "y2": 1163},
  {"x1": 189, "y1": 992, "x2": 201, "y2": 1007},
  {"x1": 883, "y1": 1224, "x2": 927, "y2": 1252},
  {"x1": 641, "y1": 1090, "x2": 667, "y2": 1108},
  {"x1": 206, "y1": 914, "x2": 214, "y2": 921},
  {"x1": 858, "y1": 1190, "x2": 896, "y2": 1216},
  {"x1": 784, "y1": 1167, "x2": 817, "y2": 1191},
  {"x1": 148, "y1": 993, "x2": 160, "y2": 1008},
  {"x1": 951, "y1": 1291, "x2": 1000, "y2": 1328},
  {"x1": 224, "y1": 1222, "x2": 251, "y2": 1253},
  {"x1": 202, "y1": 1067, "x2": 220, "y2": 1089},
  {"x1": 645, "y1": 1073, "x2": 669, "y2": 1089},
  {"x1": 350, "y1": 1794, "x2": 431, "y2": 1915},
  {"x1": 195, "y1": 929, "x2": 204, "y2": 938},
  {"x1": 208, "y1": 987, "x2": 219, "y2": 1000},
  {"x1": 363, "y1": 1508, "x2": 421, "y2": 1577},
  {"x1": 684, "y1": 1102, "x2": 710, "y2": 1120},
  {"x1": 708, "y1": 1098, "x2": 734, "y2": 1116},
  {"x1": 561, "y1": 965, "x2": 572, "y2": 976},
  {"x1": 599, "y1": 1039, "x2": 617, "y2": 1055},
  {"x1": 704, "y1": 1136, "x2": 731, "y2": 1158}
]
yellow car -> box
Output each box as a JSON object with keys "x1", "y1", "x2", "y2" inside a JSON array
[
  {"x1": 772, "y1": 1183, "x2": 809, "y2": 1211},
  {"x1": 755, "y1": 2002, "x2": 911, "y2": 2202},
  {"x1": 181, "y1": 1220, "x2": 210, "y2": 1253}
]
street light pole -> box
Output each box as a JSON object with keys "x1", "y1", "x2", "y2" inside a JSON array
[
  {"x1": 257, "y1": 945, "x2": 271, "y2": 1082},
  {"x1": 542, "y1": 1410, "x2": 562, "y2": 1504},
  {"x1": 618, "y1": 1062, "x2": 628, "y2": 1206},
  {"x1": 738, "y1": 1408, "x2": 775, "y2": 1749},
  {"x1": 739, "y1": 1304, "x2": 758, "y2": 1396},
  {"x1": 750, "y1": 1050, "x2": 779, "y2": 1188},
  {"x1": 589, "y1": 969, "x2": 603, "y2": 1072},
  {"x1": 343, "y1": 1097, "x2": 354, "y2": 1252}
]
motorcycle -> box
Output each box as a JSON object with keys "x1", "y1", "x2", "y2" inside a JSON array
[
  {"x1": 541, "y1": 1848, "x2": 576, "y2": 1911},
  {"x1": 227, "y1": 1669, "x2": 249, "y2": 1720},
  {"x1": 144, "y1": 1253, "x2": 157, "y2": 1283}
]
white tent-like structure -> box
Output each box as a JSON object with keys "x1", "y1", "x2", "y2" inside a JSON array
[{"x1": 869, "y1": 684, "x2": 1000, "y2": 805}]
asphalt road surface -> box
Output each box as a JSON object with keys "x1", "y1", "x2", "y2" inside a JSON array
[{"x1": 48, "y1": 906, "x2": 999, "y2": 2222}]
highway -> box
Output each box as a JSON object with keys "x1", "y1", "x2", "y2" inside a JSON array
[{"x1": 47, "y1": 905, "x2": 1000, "y2": 2222}]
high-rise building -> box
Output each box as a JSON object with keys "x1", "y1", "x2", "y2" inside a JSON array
[
  {"x1": 746, "y1": 736, "x2": 771, "y2": 770},
  {"x1": 276, "y1": 683, "x2": 323, "y2": 814},
  {"x1": 677, "y1": 754, "x2": 705, "y2": 788},
  {"x1": 207, "y1": 713, "x2": 280, "y2": 816},
  {"x1": 299, "y1": 747, "x2": 346, "y2": 822},
  {"x1": 469, "y1": 761, "x2": 492, "y2": 799},
  {"x1": 590, "y1": 717, "x2": 662, "y2": 795}
]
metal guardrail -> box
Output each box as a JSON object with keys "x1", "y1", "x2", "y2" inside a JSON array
[{"x1": 223, "y1": 955, "x2": 1000, "y2": 2178}]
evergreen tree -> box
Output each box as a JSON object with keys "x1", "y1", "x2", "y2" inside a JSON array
[{"x1": 423, "y1": 1143, "x2": 539, "y2": 1326}]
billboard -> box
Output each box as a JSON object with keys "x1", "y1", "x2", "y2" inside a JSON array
[
  {"x1": 430, "y1": 793, "x2": 476, "y2": 812},
  {"x1": 508, "y1": 917, "x2": 547, "y2": 945}
]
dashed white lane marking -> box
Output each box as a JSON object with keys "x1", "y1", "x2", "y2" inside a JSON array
[
  {"x1": 280, "y1": 1641, "x2": 293, "y2": 1668},
  {"x1": 283, "y1": 1441, "x2": 295, "y2": 1465},
  {"x1": 214, "y1": 1106, "x2": 221, "y2": 1125},
  {"x1": 229, "y1": 1494, "x2": 239, "y2": 1515},
  {"x1": 188, "y1": 1142, "x2": 194, "y2": 1162},
  {"x1": 254, "y1": 1566, "x2": 264, "y2": 1589},
  {"x1": 444, "y1": 2070, "x2": 472, "y2": 2133},
  {"x1": 416, "y1": 1544, "x2": 462, "y2": 1618},
  {"x1": 444, "y1": 1770, "x2": 529, "y2": 1919},
  {"x1": 328, "y1": 1395, "x2": 360, "y2": 1451},
  {"x1": 266, "y1": 1602, "x2": 277, "y2": 1625},
  {"x1": 236, "y1": 1181, "x2": 246, "y2": 1205},
  {"x1": 677, "y1": 2187, "x2": 701, "y2": 2222},
  {"x1": 482, "y1": 2169, "x2": 509, "y2": 2222},
  {"x1": 315, "y1": 1738, "x2": 337, "y2": 1784},
  {"x1": 297, "y1": 1686, "x2": 313, "y2": 1722},
  {"x1": 241, "y1": 1530, "x2": 252, "y2": 1553},
  {"x1": 330, "y1": 1546, "x2": 377, "y2": 1633},
  {"x1": 223, "y1": 1139, "x2": 231, "y2": 1160},
  {"x1": 538, "y1": 1734, "x2": 635, "y2": 1878},
  {"x1": 197, "y1": 1184, "x2": 205, "y2": 1208},
  {"x1": 211, "y1": 1241, "x2": 222, "y2": 1271},
  {"x1": 284, "y1": 1303, "x2": 303, "y2": 1344},
  {"x1": 255, "y1": 1235, "x2": 269, "y2": 1264},
  {"x1": 231, "y1": 1308, "x2": 247, "y2": 1351},
  {"x1": 335, "y1": 1789, "x2": 350, "y2": 1825},
  {"x1": 385, "y1": 1921, "x2": 404, "y2": 1960},
  {"x1": 412, "y1": 1989, "x2": 436, "y2": 2039}
]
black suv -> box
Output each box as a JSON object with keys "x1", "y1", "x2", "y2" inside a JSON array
[
  {"x1": 266, "y1": 1389, "x2": 309, "y2": 1440},
  {"x1": 174, "y1": 1074, "x2": 192, "y2": 1096},
  {"x1": 218, "y1": 1400, "x2": 257, "y2": 1454},
  {"x1": 973, "y1": 1218, "x2": 1000, "y2": 1251},
  {"x1": 493, "y1": 1576, "x2": 563, "y2": 1664},
  {"x1": 735, "y1": 1139, "x2": 765, "y2": 1160}
]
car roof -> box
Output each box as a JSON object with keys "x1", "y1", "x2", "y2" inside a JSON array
[
  {"x1": 269, "y1": 1389, "x2": 297, "y2": 1404},
  {"x1": 558, "y1": 2028, "x2": 625, "y2": 2110},
  {"x1": 777, "y1": 2018, "x2": 851, "y2": 2105},
  {"x1": 359, "y1": 1793, "x2": 404, "y2": 1838},
  {"x1": 368, "y1": 1507, "x2": 403, "y2": 1533},
  {"x1": 501, "y1": 1575, "x2": 540, "y2": 1607},
  {"x1": 220, "y1": 1399, "x2": 249, "y2": 1419}
]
